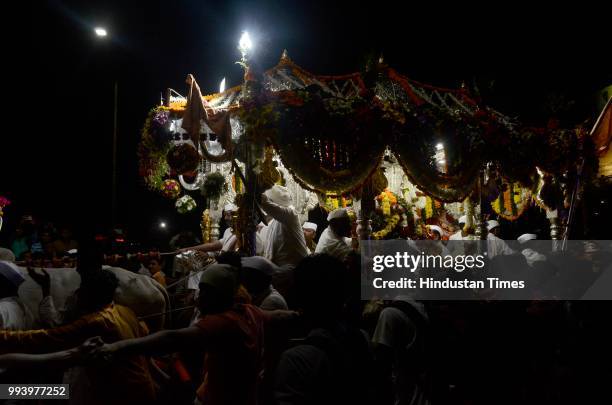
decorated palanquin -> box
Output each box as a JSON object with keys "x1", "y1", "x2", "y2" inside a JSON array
[{"x1": 138, "y1": 51, "x2": 585, "y2": 241}]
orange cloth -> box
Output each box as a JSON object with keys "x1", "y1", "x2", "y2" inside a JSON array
[
  {"x1": 0, "y1": 304, "x2": 156, "y2": 405},
  {"x1": 195, "y1": 304, "x2": 266, "y2": 405},
  {"x1": 152, "y1": 271, "x2": 166, "y2": 287}
]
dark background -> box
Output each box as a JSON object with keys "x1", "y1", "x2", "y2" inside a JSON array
[{"x1": 1, "y1": 0, "x2": 610, "y2": 247}]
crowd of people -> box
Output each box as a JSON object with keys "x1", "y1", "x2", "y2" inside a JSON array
[
  {"x1": 0, "y1": 185, "x2": 610, "y2": 404},
  {"x1": 2, "y1": 215, "x2": 79, "y2": 267}
]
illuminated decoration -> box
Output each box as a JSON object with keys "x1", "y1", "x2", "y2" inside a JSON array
[
  {"x1": 160, "y1": 179, "x2": 181, "y2": 199},
  {"x1": 138, "y1": 50, "x2": 583, "y2": 241},
  {"x1": 490, "y1": 181, "x2": 531, "y2": 221},
  {"x1": 372, "y1": 214, "x2": 400, "y2": 240},
  {"x1": 178, "y1": 172, "x2": 205, "y2": 191},
  {"x1": 176, "y1": 195, "x2": 197, "y2": 214},
  {"x1": 219, "y1": 77, "x2": 226, "y2": 93},
  {"x1": 201, "y1": 172, "x2": 228, "y2": 202},
  {"x1": 201, "y1": 209, "x2": 212, "y2": 243},
  {"x1": 166, "y1": 143, "x2": 201, "y2": 175}
]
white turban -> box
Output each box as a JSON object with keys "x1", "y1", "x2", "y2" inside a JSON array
[
  {"x1": 487, "y1": 220, "x2": 500, "y2": 231},
  {"x1": 517, "y1": 234, "x2": 537, "y2": 244},
  {"x1": 264, "y1": 185, "x2": 293, "y2": 208},
  {"x1": 302, "y1": 222, "x2": 317, "y2": 231},
  {"x1": 224, "y1": 203, "x2": 238, "y2": 212},
  {"x1": 458, "y1": 215, "x2": 467, "y2": 225},
  {"x1": 427, "y1": 225, "x2": 443, "y2": 235},
  {"x1": 327, "y1": 208, "x2": 348, "y2": 221}
]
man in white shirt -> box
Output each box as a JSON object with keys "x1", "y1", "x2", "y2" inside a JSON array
[
  {"x1": 449, "y1": 216, "x2": 469, "y2": 240},
  {"x1": 260, "y1": 185, "x2": 309, "y2": 267},
  {"x1": 315, "y1": 208, "x2": 355, "y2": 261},
  {"x1": 448, "y1": 216, "x2": 477, "y2": 256},
  {"x1": 487, "y1": 220, "x2": 514, "y2": 258},
  {"x1": 0, "y1": 261, "x2": 34, "y2": 330},
  {"x1": 179, "y1": 203, "x2": 263, "y2": 255}
]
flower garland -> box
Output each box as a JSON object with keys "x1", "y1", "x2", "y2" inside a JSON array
[
  {"x1": 372, "y1": 214, "x2": 401, "y2": 239},
  {"x1": 176, "y1": 195, "x2": 197, "y2": 214},
  {"x1": 202, "y1": 172, "x2": 228, "y2": 201},
  {"x1": 490, "y1": 182, "x2": 531, "y2": 221},
  {"x1": 161, "y1": 179, "x2": 181, "y2": 199},
  {"x1": 138, "y1": 106, "x2": 173, "y2": 190}
]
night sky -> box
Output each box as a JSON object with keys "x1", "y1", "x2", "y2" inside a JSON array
[{"x1": 2, "y1": 0, "x2": 610, "y2": 247}]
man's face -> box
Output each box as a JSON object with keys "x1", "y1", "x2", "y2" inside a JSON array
[
  {"x1": 148, "y1": 259, "x2": 162, "y2": 274},
  {"x1": 303, "y1": 228, "x2": 315, "y2": 241},
  {"x1": 491, "y1": 227, "x2": 500, "y2": 237},
  {"x1": 224, "y1": 211, "x2": 234, "y2": 222}
]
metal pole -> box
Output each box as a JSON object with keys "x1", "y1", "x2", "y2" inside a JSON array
[{"x1": 111, "y1": 80, "x2": 118, "y2": 227}]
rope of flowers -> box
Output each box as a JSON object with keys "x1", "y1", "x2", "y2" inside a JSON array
[{"x1": 372, "y1": 214, "x2": 401, "y2": 240}]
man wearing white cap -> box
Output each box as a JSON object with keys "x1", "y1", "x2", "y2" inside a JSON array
[
  {"x1": 487, "y1": 220, "x2": 514, "y2": 258},
  {"x1": 315, "y1": 208, "x2": 355, "y2": 261},
  {"x1": 241, "y1": 256, "x2": 288, "y2": 310},
  {"x1": 221, "y1": 202, "x2": 239, "y2": 240},
  {"x1": 260, "y1": 185, "x2": 309, "y2": 267},
  {"x1": 517, "y1": 233, "x2": 546, "y2": 266},
  {"x1": 449, "y1": 216, "x2": 473, "y2": 241},
  {"x1": 448, "y1": 216, "x2": 476, "y2": 255},
  {"x1": 302, "y1": 222, "x2": 318, "y2": 254},
  {"x1": 427, "y1": 224, "x2": 444, "y2": 240},
  {"x1": 0, "y1": 260, "x2": 34, "y2": 330},
  {"x1": 180, "y1": 202, "x2": 264, "y2": 255}
]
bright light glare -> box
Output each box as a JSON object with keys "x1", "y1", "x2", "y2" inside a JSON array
[
  {"x1": 219, "y1": 77, "x2": 226, "y2": 93},
  {"x1": 435, "y1": 143, "x2": 444, "y2": 150},
  {"x1": 94, "y1": 27, "x2": 108, "y2": 37},
  {"x1": 159, "y1": 221, "x2": 167, "y2": 229},
  {"x1": 239, "y1": 31, "x2": 253, "y2": 53}
]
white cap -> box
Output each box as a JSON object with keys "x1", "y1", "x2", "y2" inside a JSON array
[
  {"x1": 458, "y1": 215, "x2": 467, "y2": 224},
  {"x1": 241, "y1": 256, "x2": 280, "y2": 276},
  {"x1": 0, "y1": 248, "x2": 16, "y2": 263},
  {"x1": 264, "y1": 185, "x2": 293, "y2": 208},
  {"x1": 427, "y1": 225, "x2": 443, "y2": 235},
  {"x1": 517, "y1": 233, "x2": 537, "y2": 244},
  {"x1": 0, "y1": 260, "x2": 25, "y2": 288},
  {"x1": 327, "y1": 208, "x2": 349, "y2": 221},
  {"x1": 224, "y1": 203, "x2": 238, "y2": 212},
  {"x1": 302, "y1": 222, "x2": 317, "y2": 231},
  {"x1": 487, "y1": 220, "x2": 500, "y2": 231}
]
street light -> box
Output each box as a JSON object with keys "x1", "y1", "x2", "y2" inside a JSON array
[
  {"x1": 94, "y1": 27, "x2": 118, "y2": 228},
  {"x1": 237, "y1": 31, "x2": 253, "y2": 68},
  {"x1": 94, "y1": 27, "x2": 107, "y2": 37}
]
